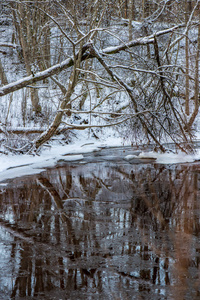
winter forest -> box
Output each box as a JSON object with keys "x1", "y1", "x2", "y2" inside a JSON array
[{"x1": 0, "y1": 0, "x2": 200, "y2": 154}]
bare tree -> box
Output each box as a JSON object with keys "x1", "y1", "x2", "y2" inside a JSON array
[{"x1": 10, "y1": 0, "x2": 51, "y2": 113}]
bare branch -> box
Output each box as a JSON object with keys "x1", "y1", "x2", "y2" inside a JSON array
[
  {"x1": 166, "y1": 1, "x2": 200, "y2": 53},
  {"x1": 61, "y1": 117, "x2": 132, "y2": 130}
]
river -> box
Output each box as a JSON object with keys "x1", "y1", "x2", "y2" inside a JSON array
[{"x1": 0, "y1": 146, "x2": 200, "y2": 299}]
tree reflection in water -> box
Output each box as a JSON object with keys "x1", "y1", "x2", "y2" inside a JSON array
[{"x1": 0, "y1": 159, "x2": 200, "y2": 299}]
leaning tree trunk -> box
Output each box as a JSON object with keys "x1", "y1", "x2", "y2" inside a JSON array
[
  {"x1": 34, "y1": 44, "x2": 84, "y2": 149},
  {"x1": 35, "y1": 77, "x2": 76, "y2": 149}
]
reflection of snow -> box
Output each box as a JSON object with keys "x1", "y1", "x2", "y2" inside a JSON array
[{"x1": 0, "y1": 228, "x2": 20, "y2": 294}]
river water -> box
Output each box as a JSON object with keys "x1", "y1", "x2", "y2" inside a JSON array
[{"x1": 0, "y1": 146, "x2": 200, "y2": 299}]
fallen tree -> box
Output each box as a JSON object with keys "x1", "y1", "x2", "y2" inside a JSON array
[{"x1": 0, "y1": 24, "x2": 184, "y2": 97}]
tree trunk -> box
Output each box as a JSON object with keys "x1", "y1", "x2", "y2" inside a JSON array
[
  {"x1": 0, "y1": 58, "x2": 8, "y2": 85},
  {"x1": 34, "y1": 43, "x2": 85, "y2": 149},
  {"x1": 35, "y1": 77, "x2": 75, "y2": 148},
  {"x1": 185, "y1": 0, "x2": 190, "y2": 115},
  {"x1": 142, "y1": 0, "x2": 151, "y2": 19},
  {"x1": 10, "y1": 0, "x2": 53, "y2": 113},
  {"x1": 128, "y1": 0, "x2": 134, "y2": 41},
  {"x1": 186, "y1": 4, "x2": 200, "y2": 128},
  {"x1": 124, "y1": 0, "x2": 128, "y2": 18}
]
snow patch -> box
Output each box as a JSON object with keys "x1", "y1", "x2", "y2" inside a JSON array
[
  {"x1": 124, "y1": 154, "x2": 138, "y2": 160},
  {"x1": 138, "y1": 150, "x2": 199, "y2": 164},
  {"x1": 58, "y1": 154, "x2": 84, "y2": 162},
  {"x1": 0, "y1": 137, "x2": 125, "y2": 183},
  {"x1": 125, "y1": 149, "x2": 200, "y2": 164}
]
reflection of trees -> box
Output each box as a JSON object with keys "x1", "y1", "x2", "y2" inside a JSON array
[{"x1": 0, "y1": 161, "x2": 200, "y2": 298}]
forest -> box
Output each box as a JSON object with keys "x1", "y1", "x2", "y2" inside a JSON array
[{"x1": 0, "y1": 0, "x2": 200, "y2": 154}]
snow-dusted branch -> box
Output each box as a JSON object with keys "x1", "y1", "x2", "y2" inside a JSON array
[
  {"x1": 110, "y1": 64, "x2": 171, "y2": 81},
  {"x1": 0, "y1": 24, "x2": 185, "y2": 97},
  {"x1": 61, "y1": 117, "x2": 131, "y2": 130},
  {"x1": 0, "y1": 127, "x2": 46, "y2": 134},
  {"x1": 101, "y1": 24, "x2": 185, "y2": 55},
  {"x1": 60, "y1": 109, "x2": 150, "y2": 116},
  {"x1": 76, "y1": 68, "x2": 121, "y2": 89},
  {"x1": 83, "y1": 78, "x2": 120, "y2": 90},
  {"x1": 0, "y1": 43, "x2": 18, "y2": 48},
  {"x1": 61, "y1": 108, "x2": 150, "y2": 130},
  {"x1": 0, "y1": 43, "x2": 91, "y2": 97},
  {"x1": 0, "y1": 58, "x2": 72, "y2": 96}
]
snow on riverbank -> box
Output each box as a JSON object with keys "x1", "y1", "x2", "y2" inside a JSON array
[
  {"x1": 125, "y1": 150, "x2": 200, "y2": 164},
  {"x1": 1, "y1": 136, "x2": 200, "y2": 184},
  {"x1": 0, "y1": 137, "x2": 122, "y2": 183}
]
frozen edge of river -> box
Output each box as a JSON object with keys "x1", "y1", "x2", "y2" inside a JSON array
[{"x1": 0, "y1": 137, "x2": 200, "y2": 184}]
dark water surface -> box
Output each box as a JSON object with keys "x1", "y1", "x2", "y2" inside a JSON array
[{"x1": 0, "y1": 147, "x2": 200, "y2": 300}]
